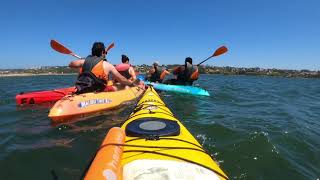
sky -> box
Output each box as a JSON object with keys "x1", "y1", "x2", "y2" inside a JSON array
[{"x1": 0, "y1": 0, "x2": 319, "y2": 70}]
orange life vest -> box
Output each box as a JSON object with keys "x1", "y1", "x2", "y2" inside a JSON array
[
  {"x1": 80, "y1": 55, "x2": 108, "y2": 83},
  {"x1": 149, "y1": 66, "x2": 167, "y2": 83},
  {"x1": 173, "y1": 63, "x2": 199, "y2": 85}
]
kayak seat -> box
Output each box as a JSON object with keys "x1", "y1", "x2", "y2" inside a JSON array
[{"x1": 125, "y1": 118, "x2": 180, "y2": 137}]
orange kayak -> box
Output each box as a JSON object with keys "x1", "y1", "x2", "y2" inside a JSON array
[{"x1": 48, "y1": 87, "x2": 144, "y2": 122}]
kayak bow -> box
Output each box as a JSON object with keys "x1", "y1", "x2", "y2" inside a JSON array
[{"x1": 84, "y1": 86, "x2": 227, "y2": 180}]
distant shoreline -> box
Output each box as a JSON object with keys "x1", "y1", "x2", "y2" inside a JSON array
[
  {"x1": 0, "y1": 65, "x2": 319, "y2": 78},
  {"x1": 0, "y1": 73, "x2": 77, "y2": 77}
]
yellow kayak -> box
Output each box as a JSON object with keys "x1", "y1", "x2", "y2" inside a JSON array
[
  {"x1": 48, "y1": 87, "x2": 144, "y2": 123},
  {"x1": 84, "y1": 86, "x2": 228, "y2": 180}
]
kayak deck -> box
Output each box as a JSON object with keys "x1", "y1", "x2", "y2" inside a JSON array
[
  {"x1": 145, "y1": 80, "x2": 210, "y2": 96},
  {"x1": 15, "y1": 87, "x2": 76, "y2": 105},
  {"x1": 84, "y1": 87, "x2": 227, "y2": 180},
  {"x1": 48, "y1": 87, "x2": 144, "y2": 122},
  {"x1": 137, "y1": 75, "x2": 210, "y2": 96}
]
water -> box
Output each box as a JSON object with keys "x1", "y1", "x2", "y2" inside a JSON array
[{"x1": 0, "y1": 74, "x2": 319, "y2": 179}]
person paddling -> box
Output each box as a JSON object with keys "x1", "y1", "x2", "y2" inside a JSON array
[
  {"x1": 69, "y1": 42, "x2": 137, "y2": 94},
  {"x1": 147, "y1": 61, "x2": 170, "y2": 83},
  {"x1": 115, "y1": 55, "x2": 136, "y2": 81},
  {"x1": 165, "y1": 57, "x2": 199, "y2": 85},
  {"x1": 113, "y1": 54, "x2": 138, "y2": 90}
]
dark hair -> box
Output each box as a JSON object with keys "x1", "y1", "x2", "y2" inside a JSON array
[
  {"x1": 121, "y1": 54, "x2": 129, "y2": 63},
  {"x1": 185, "y1": 57, "x2": 193, "y2": 64},
  {"x1": 91, "y1": 42, "x2": 106, "y2": 57}
]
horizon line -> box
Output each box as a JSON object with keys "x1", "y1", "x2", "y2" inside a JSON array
[{"x1": 0, "y1": 65, "x2": 319, "y2": 72}]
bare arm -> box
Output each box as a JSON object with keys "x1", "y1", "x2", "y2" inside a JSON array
[
  {"x1": 129, "y1": 67, "x2": 136, "y2": 80},
  {"x1": 69, "y1": 59, "x2": 85, "y2": 69}
]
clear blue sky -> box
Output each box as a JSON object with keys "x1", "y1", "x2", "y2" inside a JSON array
[{"x1": 0, "y1": 0, "x2": 319, "y2": 70}]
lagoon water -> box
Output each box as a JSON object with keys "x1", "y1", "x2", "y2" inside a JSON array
[{"x1": 0, "y1": 74, "x2": 319, "y2": 179}]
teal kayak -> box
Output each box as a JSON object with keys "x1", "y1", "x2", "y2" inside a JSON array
[{"x1": 138, "y1": 75, "x2": 210, "y2": 96}]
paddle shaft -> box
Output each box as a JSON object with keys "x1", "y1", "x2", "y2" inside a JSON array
[
  {"x1": 197, "y1": 56, "x2": 213, "y2": 66},
  {"x1": 70, "y1": 53, "x2": 82, "y2": 59}
]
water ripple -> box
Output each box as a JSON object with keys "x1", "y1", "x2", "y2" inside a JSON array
[{"x1": 0, "y1": 75, "x2": 319, "y2": 179}]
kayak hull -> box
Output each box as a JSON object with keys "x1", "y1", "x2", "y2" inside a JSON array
[
  {"x1": 84, "y1": 87, "x2": 227, "y2": 180},
  {"x1": 48, "y1": 87, "x2": 144, "y2": 122},
  {"x1": 15, "y1": 87, "x2": 76, "y2": 105},
  {"x1": 145, "y1": 80, "x2": 210, "y2": 96},
  {"x1": 137, "y1": 75, "x2": 210, "y2": 96}
]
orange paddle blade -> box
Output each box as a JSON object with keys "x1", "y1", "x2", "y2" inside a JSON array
[
  {"x1": 212, "y1": 46, "x2": 228, "y2": 57},
  {"x1": 50, "y1": 40, "x2": 73, "y2": 55},
  {"x1": 106, "y1": 42, "x2": 115, "y2": 52}
]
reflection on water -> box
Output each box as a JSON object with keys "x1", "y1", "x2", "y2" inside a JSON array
[{"x1": 9, "y1": 138, "x2": 75, "y2": 150}]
